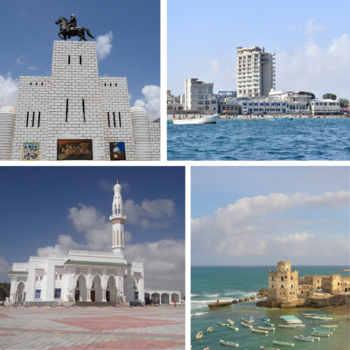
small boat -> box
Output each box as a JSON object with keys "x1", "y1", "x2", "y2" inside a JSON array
[
  {"x1": 258, "y1": 326, "x2": 275, "y2": 331},
  {"x1": 285, "y1": 320, "x2": 302, "y2": 324},
  {"x1": 307, "y1": 335, "x2": 320, "y2": 341},
  {"x1": 227, "y1": 325, "x2": 239, "y2": 331},
  {"x1": 313, "y1": 327, "x2": 333, "y2": 334},
  {"x1": 207, "y1": 327, "x2": 213, "y2": 332},
  {"x1": 293, "y1": 324, "x2": 305, "y2": 327},
  {"x1": 218, "y1": 322, "x2": 226, "y2": 326},
  {"x1": 173, "y1": 114, "x2": 219, "y2": 125},
  {"x1": 194, "y1": 312, "x2": 208, "y2": 316},
  {"x1": 273, "y1": 341, "x2": 294, "y2": 347},
  {"x1": 261, "y1": 316, "x2": 270, "y2": 321},
  {"x1": 196, "y1": 331, "x2": 203, "y2": 339},
  {"x1": 241, "y1": 317, "x2": 254, "y2": 323},
  {"x1": 260, "y1": 347, "x2": 280, "y2": 350},
  {"x1": 311, "y1": 332, "x2": 330, "y2": 337},
  {"x1": 264, "y1": 321, "x2": 275, "y2": 327},
  {"x1": 219, "y1": 340, "x2": 239, "y2": 347},
  {"x1": 317, "y1": 317, "x2": 333, "y2": 320},
  {"x1": 294, "y1": 335, "x2": 314, "y2": 342},
  {"x1": 321, "y1": 325, "x2": 337, "y2": 328},
  {"x1": 241, "y1": 322, "x2": 253, "y2": 329},
  {"x1": 302, "y1": 313, "x2": 316, "y2": 316},
  {"x1": 278, "y1": 325, "x2": 296, "y2": 328},
  {"x1": 227, "y1": 319, "x2": 234, "y2": 325},
  {"x1": 252, "y1": 328, "x2": 268, "y2": 334},
  {"x1": 280, "y1": 316, "x2": 296, "y2": 318}
]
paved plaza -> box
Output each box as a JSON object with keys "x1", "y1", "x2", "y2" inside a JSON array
[{"x1": 0, "y1": 306, "x2": 185, "y2": 349}]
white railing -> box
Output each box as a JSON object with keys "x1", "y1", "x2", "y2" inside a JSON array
[
  {"x1": 69, "y1": 250, "x2": 116, "y2": 257},
  {"x1": 48, "y1": 255, "x2": 69, "y2": 259},
  {"x1": 13, "y1": 263, "x2": 28, "y2": 267},
  {"x1": 109, "y1": 214, "x2": 127, "y2": 221},
  {"x1": 29, "y1": 256, "x2": 49, "y2": 261}
]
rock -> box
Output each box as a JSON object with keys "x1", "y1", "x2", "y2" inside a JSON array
[
  {"x1": 250, "y1": 296, "x2": 255, "y2": 300},
  {"x1": 259, "y1": 289, "x2": 268, "y2": 297},
  {"x1": 239, "y1": 298, "x2": 244, "y2": 303},
  {"x1": 232, "y1": 300, "x2": 238, "y2": 304},
  {"x1": 245, "y1": 297, "x2": 250, "y2": 302}
]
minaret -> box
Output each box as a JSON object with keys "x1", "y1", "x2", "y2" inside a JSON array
[{"x1": 110, "y1": 179, "x2": 126, "y2": 256}]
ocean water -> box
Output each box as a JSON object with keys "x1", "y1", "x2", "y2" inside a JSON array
[
  {"x1": 167, "y1": 119, "x2": 350, "y2": 160},
  {"x1": 191, "y1": 266, "x2": 350, "y2": 350}
]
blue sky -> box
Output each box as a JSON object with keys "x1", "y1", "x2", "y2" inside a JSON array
[
  {"x1": 0, "y1": 166, "x2": 185, "y2": 290},
  {"x1": 191, "y1": 166, "x2": 349, "y2": 266},
  {"x1": 0, "y1": 0, "x2": 160, "y2": 115},
  {"x1": 168, "y1": 0, "x2": 350, "y2": 100}
]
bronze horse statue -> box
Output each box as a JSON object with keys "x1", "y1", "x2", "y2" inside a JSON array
[{"x1": 55, "y1": 17, "x2": 94, "y2": 41}]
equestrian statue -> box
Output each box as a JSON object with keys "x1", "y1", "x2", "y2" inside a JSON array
[{"x1": 56, "y1": 15, "x2": 94, "y2": 41}]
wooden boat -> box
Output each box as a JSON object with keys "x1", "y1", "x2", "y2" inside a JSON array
[
  {"x1": 316, "y1": 317, "x2": 333, "y2": 320},
  {"x1": 218, "y1": 322, "x2": 226, "y2": 326},
  {"x1": 207, "y1": 327, "x2": 213, "y2": 332},
  {"x1": 294, "y1": 335, "x2": 314, "y2": 342},
  {"x1": 261, "y1": 316, "x2": 270, "y2": 321},
  {"x1": 227, "y1": 325, "x2": 239, "y2": 331},
  {"x1": 311, "y1": 332, "x2": 330, "y2": 337},
  {"x1": 241, "y1": 317, "x2": 254, "y2": 323},
  {"x1": 219, "y1": 340, "x2": 239, "y2": 347},
  {"x1": 278, "y1": 324, "x2": 296, "y2": 328},
  {"x1": 227, "y1": 319, "x2": 234, "y2": 325},
  {"x1": 302, "y1": 313, "x2": 316, "y2": 316},
  {"x1": 258, "y1": 326, "x2": 275, "y2": 331},
  {"x1": 173, "y1": 114, "x2": 219, "y2": 125},
  {"x1": 307, "y1": 335, "x2": 320, "y2": 341},
  {"x1": 264, "y1": 321, "x2": 275, "y2": 327},
  {"x1": 321, "y1": 324, "x2": 337, "y2": 328},
  {"x1": 252, "y1": 328, "x2": 268, "y2": 334},
  {"x1": 292, "y1": 324, "x2": 305, "y2": 327},
  {"x1": 196, "y1": 331, "x2": 203, "y2": 339},
  {"x1": 241, "y1": 322, "x2": 253, "y2": 329},
  {"x1": 273, "y1": 341, "x2": 294, "y2": 347},
  {"x1": 313, "y1": 327, "x2": 333, "y2": 334}
]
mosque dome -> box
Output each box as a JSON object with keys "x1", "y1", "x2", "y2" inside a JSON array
[
  {"x1": 130, "y1": 106, "x2": 152, "y2": 161},
  {"x1": 0, "y1": 106, "x2": 16, "y2": 160}
]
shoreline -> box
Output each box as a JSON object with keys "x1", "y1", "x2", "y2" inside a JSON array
[{"x1": 168, "y1": 114, "x2": 348, "y2": 120}]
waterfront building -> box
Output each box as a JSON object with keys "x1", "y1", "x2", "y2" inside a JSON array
[
  {"x1": 310, "y1": 99, "x2": 341, "y2": 115},
  {"x1": 7, "y1": 180, "x2": 180, "y2": 306},
  {"x1": 184, "y1": 78, "x2": 218, "y2": 112},
  {"x1": 167, "y1": 91, "x2": 185, "y2": 111},
  {"x1": 236, "y1": 46, "x2": 275, "y2": 98},
  {"x1": 6, "y1": 41, "x2": 160, "y2": 161},
  {"x1": 321, "y1": 275, "x2": 350, "y2": 294},
  {"x1": 267, "y1": 261, "x2": 299, "y2": 304}
]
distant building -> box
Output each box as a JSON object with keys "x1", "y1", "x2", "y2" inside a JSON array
[
  {"x1": 184, "y1": 78, "x2": 217, "y2": 112},
  {"x1": 167, "y1": 90, "x2": 185, "y2": 111},
  {"x1": 267, "y1": 261, "x2": 299, "y2": 304},
  {"x1": 310, "y1": 99, "x2": 341, "y2": 115},
  {"x1": 237, "y1": 46, "x2": 275, "y2": 98}
]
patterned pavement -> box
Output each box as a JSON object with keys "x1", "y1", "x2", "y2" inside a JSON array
[{"x1": 0, "y1": 306, "x2": 185, "y2": 349}]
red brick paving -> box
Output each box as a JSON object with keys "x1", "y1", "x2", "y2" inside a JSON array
[
  {"x1": 0, "y1": 313, "x2": 11, "y2": 318},
  {"x1": 52, "y1": 316, "x2": 179, "y2": 332}
]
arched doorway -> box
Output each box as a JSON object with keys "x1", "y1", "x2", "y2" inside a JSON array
[
  {"x1": 171, "y1": 293, "x2": 179, "y2": 303},
  {"x1": 161, "y1": 293, "x2": 169, "y2": 304},
  {"x1": 151, "y1": 293, "x2": 160, "y2": 304},
  {"x1": 75, "y1": 275, "x2": 87, "y2": 302},
  {"x1": 91, "y1": 275, "x2": 102, "y2": 302},
  {"x1": 106, "y1": 275, "x2": 117, "y2": 303},
  {"x1": 16, "y1": 282, "x2": 25, "y2": 303}
]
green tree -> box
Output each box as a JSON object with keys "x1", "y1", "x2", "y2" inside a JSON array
[
  {"x1": 322, "y1": 93, "x2": 337, "y2": 100},
  {"x1": 338, "y1": 98, "x2": 349, "y2": 108},
  {"x1": 0, "y1": 282, "x2": 10, "y2": 303}
]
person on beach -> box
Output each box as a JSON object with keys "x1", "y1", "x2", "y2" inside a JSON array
[{"x1": 173, "y1": 298, "x2": 177, "y2": 307}]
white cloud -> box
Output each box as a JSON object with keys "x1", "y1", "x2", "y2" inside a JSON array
[
  {"x1": 98, "y1": 179, "x2": 114, "y2": 191},
  {"x1": 96, "y1": 31, "x2": 113, "y2": 60},
  {"x1": 28, "y1": 67, "x2": 37, "y2": 70},
  {"x1": 124, "y1": 199, "x2": 176, "y2": 228},
  {"x1": 16, "y1": 55, "x2": 24, "y2": 65},
  {"x1": 125, "y1": 239, "x2": 185, "y2": 295},
  {"x1": 192, "y1": 191, "x2": 349, "y2": 258},
  {"x1": 0, "y1": 73, "x2": 18, "y2": 108},
  {"x1": 304, "y1": 18, "x2": 327, "y2": 36},
  {"x1": 275, "y1": 232, "x2": 315, "y2": 244},
  {"x1": 0, "y1": 256, "x2": 10, "y2": 274},
  {"x1": 134, "y1": 85, "x2": 160, "y2": 122},
  {"x1": 286, "y1": 24, "x2": 302, "y2": 30},
  {"x1": 36, "y1": 204, "x2": 184, "y2": 295},
  {"x1": 277, "y1": 34, "x2": 350, "y2": 98}
]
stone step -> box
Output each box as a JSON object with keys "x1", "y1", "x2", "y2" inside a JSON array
[{"x1": 75, "y1": 302, "x2": 116, "y2": 307}]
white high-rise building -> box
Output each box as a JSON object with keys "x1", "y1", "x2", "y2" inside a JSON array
[
  {"x1": 236, "y1": 46, "x2": 275, "y2": 98},
  {"x1": 184, "y1": 78, "x2": 217, "y2": 112}
]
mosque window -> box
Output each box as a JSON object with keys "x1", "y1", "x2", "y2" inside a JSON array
[
  {"x1": 40, "y1": 276, "x2": 43, "y2": 281},
  {"x1": 66, "y1": 99, "x2": 69, "y2": 122},
  {"x1": 80, "y1": 56, "x2": 82, "y2": 65},
  {"x1": 107, "y1": 112, "x2": 110, "y2": 127},
  {"x1": 118, "y1": 112, "x2": 122, "y2": 127},
  {"x1": 26, "y1": 112, "x2": 29, "y2": 127},
  {"x1": 36, "y1": 276, "x2": 38, "y2": 282},
  {"x1": 113, "y1": 112, "x2": 116, "y2": 127},
  {"x1": 32, "y1": 112, "x2": 35, "y2": 127},
  {"x1": 35, "y1": 290, "x2": 41, "y2": 299},
  {"x1": 68, "y1": 55, "x2": 70, "y2": 64},
  {"x1": 38, "y1": 112, "x2": 41, "y2": 127},
  {"x1": 55, "y1": 289, "x2": 61, "y2": 298}
]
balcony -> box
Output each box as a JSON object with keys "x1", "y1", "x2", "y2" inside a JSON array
[{"x1": 109, "y1": 213, "x2": 127, "y2": 221}]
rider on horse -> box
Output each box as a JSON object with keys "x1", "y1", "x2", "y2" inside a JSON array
[{"x1": 67, "y1": 14, "x2": 77, "y2": 38}]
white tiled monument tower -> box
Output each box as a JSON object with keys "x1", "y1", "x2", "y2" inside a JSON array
[{"x1": 10, "y1": 41, "x2": 159, "y2": 161}]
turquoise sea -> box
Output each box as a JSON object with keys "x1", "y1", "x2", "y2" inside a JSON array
[
  {"x1": 167, "y1": 119, "x2": 350, "y2": 160},
  {"x1": 191, "y1": 266, "x2": 350, "y2": 350}
]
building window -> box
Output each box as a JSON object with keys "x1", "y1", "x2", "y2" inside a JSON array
[
  {"x1": 60, "y1": 275, "x2": 62, "y2": 280},
  {"x1": 55, "y1": 288, "x2": 61, "y2": 298},
  {"x1": 40, "y1": 276, "x2": 43, "y2": 281},
  {"x1": 36, "y1": 276, "x2": 38, "y2": 282},
  {"x1": 35, "y1": 290, "x2": 41, "y2": 299}
]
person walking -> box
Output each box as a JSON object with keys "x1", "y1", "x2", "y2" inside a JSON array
[{"x1": 173, "y1": 297, "x2": 177, "y2": 307}]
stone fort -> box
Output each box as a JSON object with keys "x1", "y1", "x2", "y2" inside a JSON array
[{"x1": 0, "y1": 41, "x2": 160, "y2": 161}]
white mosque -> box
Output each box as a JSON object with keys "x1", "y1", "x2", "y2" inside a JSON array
[{"x1": 7, "y1": 180, "x2": 180, "y2": 306}]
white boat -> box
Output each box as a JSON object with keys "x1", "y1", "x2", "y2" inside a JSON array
[
  {"x1": 194, "y1": 312, "x2": 208, "y2": 316},
  {"x1": 227, "y1": 319, "x2": 234, "y2": 325},
  {"x1": 173, "y1": 114, "x2": 219, "y2": 125},
  {"x1": 294, "y1": 335, "x2": 314, "y2": 342},
  {"x1": 196, "y1": 331, "x2": 203, "y2": 339},
  {"x1": 219, "y1": 340, "x2": 239, "y2": 347},
  {"x1": 311, "y1": 332, "x2": 330, "y2": 337},
  {"x1": 227, "y1": 325, "x2": 239, "y2": 331},
  {"x1": 258, "y1": 326, "x2": 275, "y2": 331},
  {"x1": 252, "y1": 328, "x2": 268, "y2": 334}
]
